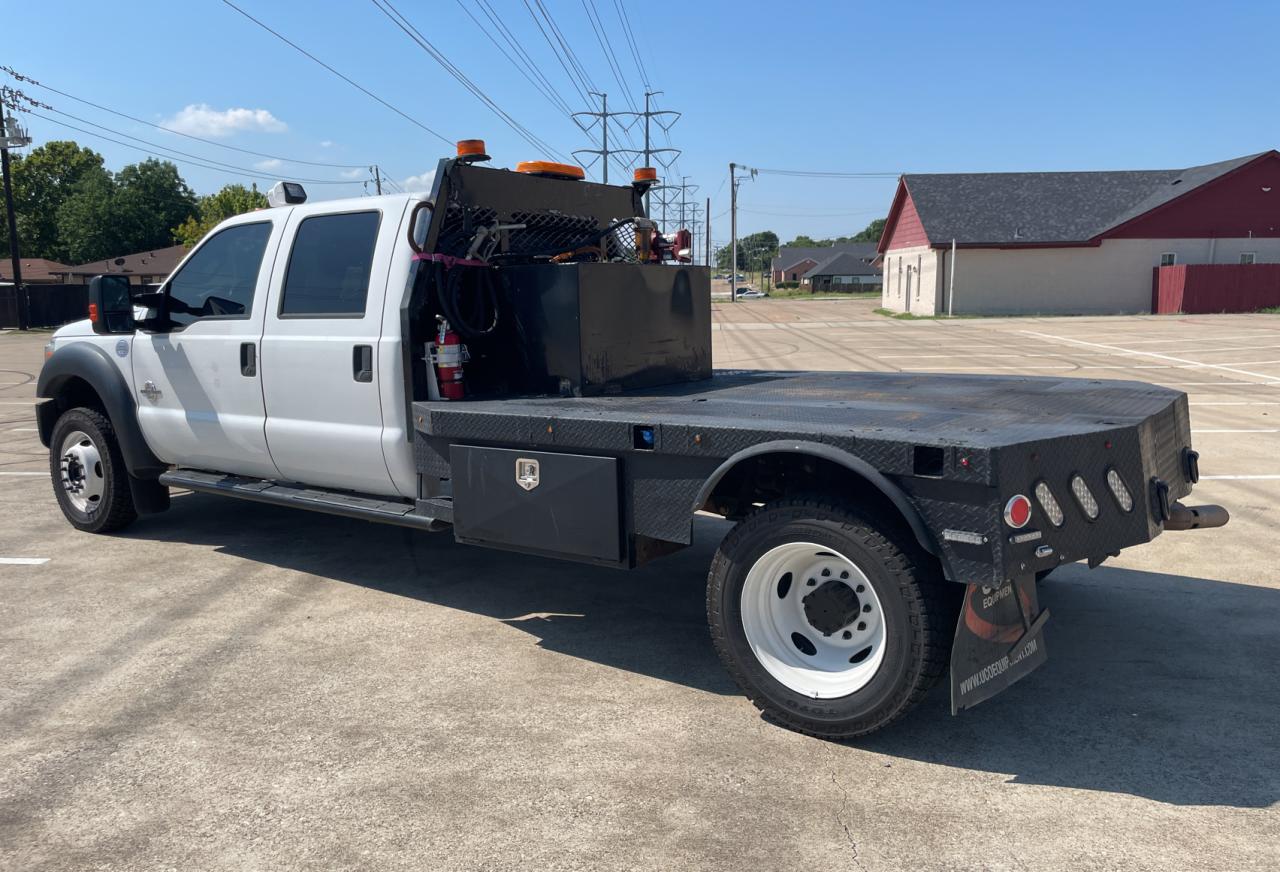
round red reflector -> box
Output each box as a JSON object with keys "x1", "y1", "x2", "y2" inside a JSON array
[{"x1": 1004, "y1": 495, "x2": 1032, "y2": 529}]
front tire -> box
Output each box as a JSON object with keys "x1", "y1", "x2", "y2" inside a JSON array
[
  {"x1": 49, "y1": 407, "x2": 138, "y2": 533},
  {"x1": 707, "y1": 497, "x2": 954, "y2": 739}
]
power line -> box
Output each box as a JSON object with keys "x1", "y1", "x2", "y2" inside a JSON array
[
  {"x1": 611, "y1": 0, "x2": 650, "y2": 89},
  {"x1": 25, "y1": 111, "x2": 362, "y2": 185},
  {"x1": 521, "y1": 0, "x2": 591, "y2": 106},
  {"x1": 1, "y1": 65, "x2": 368, "y2": 170},
  {"x1": 453, "y1": 0, "x2": 574, "y2": 117},
  {"x1": 219, "y1": 0, "x2": 453, "y2": 146},
  {"x1": 370, "y1": 0, "x2": 571, "y2": 163},
  {"x1": 753, "y1": 167, "x2": 900, "y2": 179},
  {"x1": 37, "y1": 105, "x2": 366, "y2": 185},
  {"x1": 580, "y1": 0, "x2": 638, "y2": 113}
]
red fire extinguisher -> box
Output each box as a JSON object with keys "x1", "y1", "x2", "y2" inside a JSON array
[{"x1": 433, "y1": 320, "x2": 467, "y2": 400}]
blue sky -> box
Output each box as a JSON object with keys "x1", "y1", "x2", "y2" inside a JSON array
[{"x1": 6, "y1": 0, "x2": 1278, "y2": 247}]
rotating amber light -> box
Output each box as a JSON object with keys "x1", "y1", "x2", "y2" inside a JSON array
[
  {"x1": 515, "y1": 160, "x2": 585, "y2": 180},
  {"x1": 633, "y1": 166, "x2": 658, "y2": 183},
  {"x1": 456, "y1": 139, "x2": 489, "y2": 161}
]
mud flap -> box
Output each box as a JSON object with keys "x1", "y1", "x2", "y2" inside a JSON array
[{"x1": 950, "y1": 574, "x2": 1049, "y2": 713}]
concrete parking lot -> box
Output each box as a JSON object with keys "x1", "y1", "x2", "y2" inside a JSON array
[{"x1": 2, "y1": 303, "x2": 1278, "y2": 871}]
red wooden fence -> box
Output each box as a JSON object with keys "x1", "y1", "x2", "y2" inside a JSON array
[{"x1": 1153, "y1": 263, "x2": 1280, "y2": 314}]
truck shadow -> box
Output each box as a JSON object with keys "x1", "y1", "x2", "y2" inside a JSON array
[{"x1": 129, "y1": 495, "x2": 1279, "y2": 808}]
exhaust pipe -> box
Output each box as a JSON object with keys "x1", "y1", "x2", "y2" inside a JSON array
[{"x1": 1165, "y1": 502, "x2": 1229, "y2": 531}]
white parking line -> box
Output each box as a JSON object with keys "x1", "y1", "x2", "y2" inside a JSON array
[
  {"x1": 0, "y1": 557, "x2": 50, "y2": 565},
  {"x1": 0, "y1": 471, "x2": 47, "y2": 476},
  {"x1": 1200, "y1": 474, "x2": 1280, "y2": 480},
  {"x1": 1191, "y1": 401, "x2": 1280, "y2": 406},
  {"x1": 7, "y1": 427, "x2": 38, "y2": 432},
  {"x1": 1192, "y1": 429, "x2": 1280, "y2": 434},
  {"x1": 1022, "y1": 331, "x2": 1280, "y2": 384}
]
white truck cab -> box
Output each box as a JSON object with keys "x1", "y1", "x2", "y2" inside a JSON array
[{"x1": 47, "y1": 190, "x2": 429, "y2": 499}]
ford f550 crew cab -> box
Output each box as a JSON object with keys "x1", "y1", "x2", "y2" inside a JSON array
[{"x1": 36, "y1": 145, "x2": 1229, "y2": 738}]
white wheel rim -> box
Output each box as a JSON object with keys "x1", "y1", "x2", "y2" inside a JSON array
[
  {"x1": 740, "y1": 541, "x2": 887, "y2": 699},
  {"x1": 59, "y1": 430, "x2": 105, "y2": 514}
]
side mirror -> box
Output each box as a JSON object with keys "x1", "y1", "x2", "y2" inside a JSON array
[{"x1": 88, "y1": 275, "x2": 136, "y2": 335}]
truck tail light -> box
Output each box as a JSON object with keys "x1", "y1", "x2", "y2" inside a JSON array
[
  {"x1": 1106, "y1": 468, "x2": 1134, "y2": 512},
  {"x1": 88, "y1": 302, "x2": 99, "y2": 324},
  {"x1": 1034, "y1": 481, "x2": 1064, "y2": 527},
  {"x1": 1004, "y1": 494, "x2": 1033, "y2": 529},
  {"x1": 1070, "y1": 475, "x2": 1100, "y2": 520}
]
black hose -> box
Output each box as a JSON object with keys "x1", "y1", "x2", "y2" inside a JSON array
[{"x1": 434, "y1": 261, "x2": 499, "y2": 339}]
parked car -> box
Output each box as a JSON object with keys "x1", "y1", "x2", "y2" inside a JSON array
[{"x1": 736, "y1": 288, "x2": 767, "y2": 299}]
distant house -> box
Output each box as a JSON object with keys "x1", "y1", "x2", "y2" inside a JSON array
[
  {"x1": 801, "y1": 246, "x2": 882, "y2": 292},
  {"x1": 59, "y1": 244, "x2": 190, "y2": 286},
  {"x1": 878, "y1": 150, "x2": 1280, "y2": 315},
  {"x1": 0, "y1": 258, "x2": 72, "y2": 285},
  {"x1": 772, "y1": 243, "x2": 881, "y2": 285}
]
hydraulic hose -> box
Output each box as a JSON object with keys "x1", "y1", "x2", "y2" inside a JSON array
[{"x1": 434, "y1": 260, "x2": 499, "y2": 339}]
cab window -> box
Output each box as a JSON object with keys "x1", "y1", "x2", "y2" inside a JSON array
[
  {"x1": 166, "y1": 222, "x2": 272, "y2": 327},
  {"x1": 279, "y1": 211, "x2": 381, "y2": 317}
]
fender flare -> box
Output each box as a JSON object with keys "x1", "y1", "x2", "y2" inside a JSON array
[
  {"x1": 37, "y1": 342, "x2": 166, "y2": 479},
  {"x1": 693, "y1": 439, "x2": 943, "y2": 561}
]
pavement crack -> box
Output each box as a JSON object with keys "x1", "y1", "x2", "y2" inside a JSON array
[{"x1": 824, "y1": 744, "x2": 870, "y2": 872}]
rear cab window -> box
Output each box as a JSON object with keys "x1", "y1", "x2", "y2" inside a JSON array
[{"x1": 279, "y1": 211, "x2": 382, "y2": 317}]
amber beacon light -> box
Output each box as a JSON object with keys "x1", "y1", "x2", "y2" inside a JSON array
[
  {"x1": 456, "y1": 139, "x2": 490, "y2": 162},
  {"x1": 515, "y1": 160, "x2": 586, "y2": 180}
]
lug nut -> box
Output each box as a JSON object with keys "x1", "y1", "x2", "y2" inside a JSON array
[
  {"x1": 857, "y1": 621, "x2": 866, "y2": 631},
  {"x1": 821, "y1": 568, "x2": 831, "y2": 577},
  {"x1": 840, "y1": 570, "x2": 849, "y2": 579},
  {"x1": 842, "y1": 630, "x2": 852, "y2": 640},
  {"x1": 862, "y1": 604, "x2": 871, "y2": 613},
  {"x1": 855, "y1": 584, "x2": 865, "y2": 593},
  {"x1": 806, "y1": 578, "x2": 816, "y2": 586}
]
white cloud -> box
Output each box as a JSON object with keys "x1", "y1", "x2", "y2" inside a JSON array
[
  {"x1": 163, "y1": 104, "x2": 287, "y2": 138},
  {"x1": 319, "y1": 140, "x2": 334, "y2": 148},
  {"x1": 340, "y1": 168, "x2": 365, "y2": 179},
  {"x1": 402, "y1": 169, "x2": 436, "y2": 193},
  {"x1": 254, "y1": 158, "x2": 282, "y2": 171}
]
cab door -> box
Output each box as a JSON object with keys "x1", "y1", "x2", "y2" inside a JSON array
[
  {"x1": 259, "y1": 206, "x2": 397, "y2": 495},
  {"x1": 130, "y1": 216, "x2": 285, "y2": 479}
]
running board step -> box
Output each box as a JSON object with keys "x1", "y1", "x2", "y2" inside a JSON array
[{"x1": 159, "y1": 469, "x2": 451, "y2": 532}]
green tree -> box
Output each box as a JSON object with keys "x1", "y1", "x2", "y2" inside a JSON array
[
  {"x1": 113, "y1": 159, "x2": 197, "y2": 252},
  {"x1": 1, "y1": 140, "x2": 111, "y2": 261},
  {"x1": 55, "y1": 171, "x2": 121, "y2": 264},
  {"x1": 173, "y1": 183, "x2": 267, "y2": 246},
  {"x1": 852, "y1": 218, "x2": 886, "y2": 243},
  {"x1": 717, "y1": 230, "x2": 778, "y2": 272}
]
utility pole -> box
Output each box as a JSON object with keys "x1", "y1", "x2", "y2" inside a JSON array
[
  {"x1": 615, "y1": 91, "x2": 681, "y2": 213},
  {"x1": 372, "y1": 165, "x2": 383, "y2": 195},
  {"x1": 729, "y1": 163, "x2": 737, "y2": 303},
  {"x1": 0, "y1": 93, "x2": 31, "y2": 330},
  {"x1": 705, "y1": 196, "x2": 710, "y2": 268},
  {"x1": 728, "y1": 162, "x2": 757, "y2": 302},
  {"x1": 572, "y1": 91, "x2": 612, "y2": 184}
]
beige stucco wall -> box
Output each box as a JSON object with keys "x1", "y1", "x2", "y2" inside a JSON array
[
  {"x1": 881, "y1": 238, "x2": 1280, "y2": 315},
  {"x1": 880, "y1": 245, "x2": 942, "y2": 314}
]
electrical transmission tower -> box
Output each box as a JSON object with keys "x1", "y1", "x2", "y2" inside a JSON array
[{"x1": 614, "y1": 90, "x2": 681, "y2": 214}]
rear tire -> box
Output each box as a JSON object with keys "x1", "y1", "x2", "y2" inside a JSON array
[
  {"x1": 49, "y1": 407, "x2": 138, "y2": 534},
  {"x1": 707, "y1": 496, "x2": 954, "y2": 739}
]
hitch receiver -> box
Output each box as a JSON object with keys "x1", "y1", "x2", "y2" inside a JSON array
[{"x1": 1165, "y1": 502, "x2": 1229, "y2": 531}]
